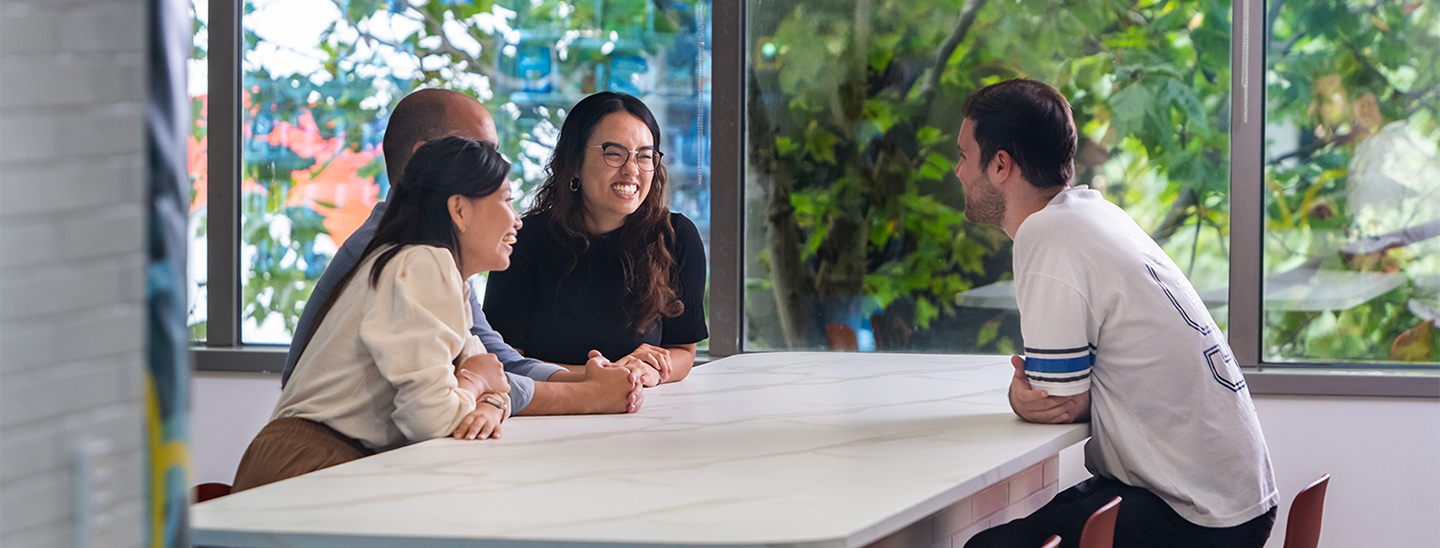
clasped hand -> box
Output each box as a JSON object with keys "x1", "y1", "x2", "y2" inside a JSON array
[
  {"x1": 613, "y1": 343, "x2": 672, "y2": 387},
  {"x1": 584, "y1": 350, "x2": 646, "y2": 412},
  {"x1": 1008, "y1": 355, "x2": 1090, "y2": 424}
]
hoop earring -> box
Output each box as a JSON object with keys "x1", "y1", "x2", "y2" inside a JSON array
[{"x1": 569, "y1": 177, "x2": 581, "y2": 192}]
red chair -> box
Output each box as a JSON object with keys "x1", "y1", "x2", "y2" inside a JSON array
[
  {"x1": 1078, "y1": 496, "x2": 1122, "y2": 548},
  {"x1": 1039, "y1": 535, "x2": 1061, "y2": 548},
  {"x1": 194, "y1": 482, "x2": 232, "y2": 503},
  {"x1": 1282, "y1": 474, "x2": 1330, "y2": 548}
]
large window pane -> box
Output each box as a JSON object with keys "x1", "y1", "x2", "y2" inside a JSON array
[
  {"x1": 1263, "y1": 0, "x2": 1440, "y2": 364},
  {"x1": 743, "y1": 0, "x2": 1232, "y2": 353},
  {"x1": 238, "y1": 0, "x2": 711, "y2": 344},
  {"x1": 188, "y1": 0, "x2": 208, "y2": 341}
]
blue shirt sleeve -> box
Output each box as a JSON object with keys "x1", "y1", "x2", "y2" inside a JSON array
[{"x1": 470, "y1": 284, "x2": 564, "y2": 415}]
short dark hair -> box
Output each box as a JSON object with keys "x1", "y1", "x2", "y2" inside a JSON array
[{"x1": 961, "y1": 79, "x2": 1077, "y2": 188}]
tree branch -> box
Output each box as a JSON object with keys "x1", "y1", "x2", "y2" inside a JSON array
[
  {"x1": 1267, "y1": 131, "x2": 1356, "y2": 166},
  {"x1": 918, "y1": 0, "x2": 989, "y2": 112},
  {"x1": 1148, "y1": 187, "x2": 1197, "y2": 243},
  {"x1": 408, "y1": 4, "x2": 501, "y2": 83}
]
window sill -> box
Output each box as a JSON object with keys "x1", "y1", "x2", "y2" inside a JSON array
[
  {"x1": 1245, "y1": 366, "x2": 1440, "y2": 398},
  {"x1": 192, "y1": 345, "x2": 287, "y2": 373}
]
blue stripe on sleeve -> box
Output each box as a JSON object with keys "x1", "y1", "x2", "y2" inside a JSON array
[{"x1": 1025, "y1": 354, "x2": 1094, "y2": 374}]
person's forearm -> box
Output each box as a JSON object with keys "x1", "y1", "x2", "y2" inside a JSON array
[
  {"x1": 519, "y1": 380, "x2": 606, "y2": 415},
  {"x1": 456, "y1": 376, "x2": 483, "y2": 402},
  {"x1": 662, "y1": 344, "x2": 697, "y2": 383},
  {"x1": 545, "y1": 364, "x2": 586, "y2": 383},
  {"x1": 1073, "y1": 396, "x2": 1092, "y2": 423}
]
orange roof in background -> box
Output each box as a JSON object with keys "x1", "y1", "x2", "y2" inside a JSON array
[{"x1": 188, "y1": 94, "x2": 382, "y2": 246}]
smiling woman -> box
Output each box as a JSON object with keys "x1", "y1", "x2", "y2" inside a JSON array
[
  {"x1": 484, "y1": 92, "x2": 709, "y2": 388},
  {"x1": 232, "y1": 137, "x2": 518, "y2": 492}
]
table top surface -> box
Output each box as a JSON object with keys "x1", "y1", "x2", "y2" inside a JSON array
[{"x1": 192, "y1": 352, "x2": 1089, "y2": 548}]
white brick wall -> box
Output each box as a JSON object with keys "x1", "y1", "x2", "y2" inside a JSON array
[{"x1": 1, "y1": 1, "x2": 149, "y2": 547}]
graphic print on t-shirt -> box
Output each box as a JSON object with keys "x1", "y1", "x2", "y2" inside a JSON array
[{"x1": 1145, "y1": 260, "x2": 1246, "y2": 392}]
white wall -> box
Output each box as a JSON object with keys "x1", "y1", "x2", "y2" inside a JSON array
[
  {"x1": 194, "y1": 371, "x2": 1440, "y2": 547},
  {"x1": 192, "y1": 372, "x2": 282, "y2": 485},
  {"x1": 0, "y1": 0, "x2": 149, "y2": 546},
  {"x1": 1253, "y1": 395, "x2": 1440, "y2": 547}
]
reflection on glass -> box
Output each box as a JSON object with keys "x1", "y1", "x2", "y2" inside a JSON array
[
  {"x1": 237, "y1": 0, "x2": 711, "y2": 344},
  {"x1": 188, "y1": 0, "x2": 208, "y2": 341},
  {"x1": 743, "y1": 0, "x2": 1231, "y2": 353},
  {"x1": 1263, "y1": 1, "x2": 1440, "y2": 364}
]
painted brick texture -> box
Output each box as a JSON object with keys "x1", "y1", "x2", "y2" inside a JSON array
[{"x1": 0, "y1": 1, "x2": 149, "y2": 548}]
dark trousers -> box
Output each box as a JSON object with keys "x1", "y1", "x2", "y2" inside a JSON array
[
  {"x1": 964, "y1": 476, "x2": 1276, "y2": 548},
  {"x1": 231, "y1": 417, "x2": 374, "y2": 493}
]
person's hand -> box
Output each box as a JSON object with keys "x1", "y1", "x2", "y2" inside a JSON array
[
  {"x1": 614, "y1": 355, "x2": 663, "y2": 387},
  {"x1": 452, "y1": 398, "x2": 505, "y2": 440},
  {"x1": 624, "y1": 344, "x2": 673, "y2": 384},
  {"x1": 458, "y1": 353, "x2": 509, "y2": 394},
  {"x1": 584, "y1": 351, "x2": 645, "y2": 413},
  {"x1": 1008, "y1": 355, "x2": 1090, "y2": 424}
]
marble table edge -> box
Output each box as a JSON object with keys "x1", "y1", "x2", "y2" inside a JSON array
[
  {"x1": 191, "y1": 529, "x2": 857, "y2": 548},
  {"x1": 841, "y1": 423, "x2": 1090, "y2": 548}
]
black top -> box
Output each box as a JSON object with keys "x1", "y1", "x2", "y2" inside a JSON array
[{"x1": 483, "y1": 211, "x2": 708, "y2": 365}]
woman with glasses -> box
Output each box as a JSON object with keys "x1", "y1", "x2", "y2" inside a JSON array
[{"x1": 483, "y1": 92, "x2": 707, "y2": 388}]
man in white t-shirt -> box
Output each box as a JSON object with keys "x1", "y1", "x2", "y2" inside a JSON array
[{"x1": 958, "y1": 79, "x2": 1278, "y2": 548}]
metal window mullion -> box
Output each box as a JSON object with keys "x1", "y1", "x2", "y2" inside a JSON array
[
  {"x1": 1228, "y1": 0, "x2": 1266, "y2": 368},
  {"x1": 207, "y1": 0, "x2": 242, "y2": 348},
  {"x1": 708, "y1": 0, "x2": 744, "y2": 357}
]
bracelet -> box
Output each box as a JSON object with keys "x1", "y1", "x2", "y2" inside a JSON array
[
  {"x1": 456, "y1": 367, "x2": 484, "y2": 386},
  {"x1": 478, "y1": 393, "x2": 510, "y2": 421}
]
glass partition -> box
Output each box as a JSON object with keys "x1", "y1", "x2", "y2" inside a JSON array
[
  {"x1": 187, "y1": 0, "x2": 208, "y2": 340},
  {"x1": 742, "y1": 0, "x2": 1232, "y2": 353},
  {"x1": 1263, "y1": 0, "x2": 1440, "y2": 365}
]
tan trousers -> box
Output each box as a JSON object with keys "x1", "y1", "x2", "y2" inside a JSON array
[{"x1": 231, "y1": 417, "x2": 374, "y2": 493}]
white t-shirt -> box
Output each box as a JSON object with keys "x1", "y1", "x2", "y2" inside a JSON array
[
  {"x1": 274, "y1": 245, "x2": 483, "y2": 451},
  {"x1": 1013, "y1": 187, "x2": 1278, "y2": 527}
]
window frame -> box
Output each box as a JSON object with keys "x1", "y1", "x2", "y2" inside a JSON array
[
  {"x1": 195, "y1": 0, "x2": 1439, "y2": 398},
  {"x1": 194, "y1": 0, "x2": 289, "y2": 371}
]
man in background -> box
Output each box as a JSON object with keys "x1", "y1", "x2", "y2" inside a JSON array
[
  {"x1": 955, "y1": 79, "x2": 1278, "y2": 548},
  {"x1": 284, "y1": 88, "x2": 643, "y2": 416}
]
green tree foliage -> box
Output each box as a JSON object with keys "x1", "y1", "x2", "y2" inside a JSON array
[
  {"x1": 1263, "y1": 0, "x2": 1440, "y2": 362},
  {"x1": 747, "y1": 0, "x2": 1235, "y2": 351},
  {"x1": 746, "y1": 0, "x2": 1437, "y2": 363}
]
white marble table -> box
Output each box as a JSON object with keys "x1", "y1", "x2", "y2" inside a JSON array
[{"x1": 192, "y1": 352, "x2": 1089, "y2": 548}]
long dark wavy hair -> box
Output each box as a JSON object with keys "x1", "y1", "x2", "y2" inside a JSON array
[
  {"x1": 529, "y1": 92, "x2": 682, "y2": 333},
  {"x1": 303, "y1": 136, "x2": 511, "y2": 354}
]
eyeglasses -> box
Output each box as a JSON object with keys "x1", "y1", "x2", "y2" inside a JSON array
[{"x1": 588, "y1": 144, "x2": 663, "y2": 172}]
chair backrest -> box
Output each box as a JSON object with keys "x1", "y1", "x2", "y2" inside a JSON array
[
  {"x1": 1039, "y1": 534, "x2": 1061, "y2": 548},
  {"x1": 1282, "y1": 474, "x2": 1330, "y2": 548},
  {"x1": 1078, "y1": 496, "x2": 1122, "y2": 548},
  {"x1": 194, "y1": 482, "x2": 232, "y2": 503}
]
